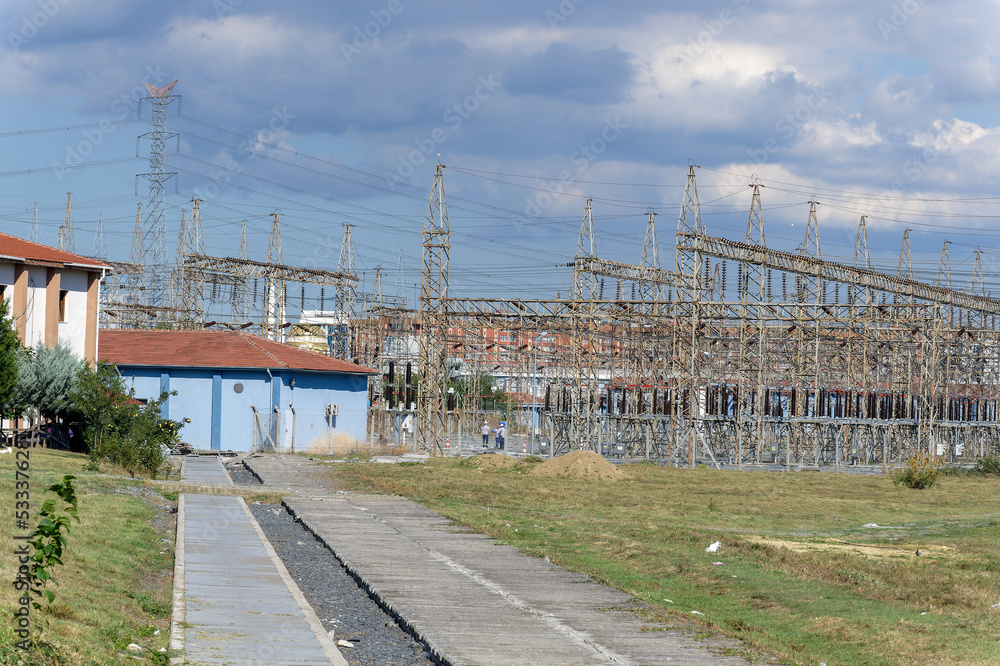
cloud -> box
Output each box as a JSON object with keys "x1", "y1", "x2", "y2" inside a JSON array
[{"x1": 505, "y1": 43, "x2": 635, "y2": 103}]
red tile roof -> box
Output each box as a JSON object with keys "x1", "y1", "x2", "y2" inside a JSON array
[
  {"x1": 0, "y1": 232, "x2": 109, "y2": 270},
  {"x1": 99, "y1": 329, "x2": 376, "y2": 374}
]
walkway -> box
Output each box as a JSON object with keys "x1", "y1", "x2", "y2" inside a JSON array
[
  {"x1": 171, "y1": 456, "x2": 344, "y2": 665},
  {"x1": 246, "y1": 456, "x2": 751, "y2": 666}
]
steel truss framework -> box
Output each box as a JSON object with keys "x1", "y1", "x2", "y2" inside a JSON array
[
  {"x1": 97, "y1": 165, "x2": 1000, "y2": 466},
  {"x1": 400, "y1": 167, "x2": 1000, "y2": 465}
]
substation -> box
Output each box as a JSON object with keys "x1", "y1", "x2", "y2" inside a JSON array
[
  {"x1": 96, "y1": 163, "x2": 1000, "y2": 467},
  {"x1": 81, "y1": 83, "x2": 1000, "y2": 467}
]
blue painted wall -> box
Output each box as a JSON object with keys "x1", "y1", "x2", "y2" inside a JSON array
[{"x1": 119, "y1": 366, "x2": 369, "y2": 452}]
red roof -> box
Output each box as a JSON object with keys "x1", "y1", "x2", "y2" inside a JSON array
[
  {"x1": 0, "y1": 232, "x2": 109, "y2": 270},
  {"x1": 98, "y1": 329, "x2": 376, "y2": 374}
]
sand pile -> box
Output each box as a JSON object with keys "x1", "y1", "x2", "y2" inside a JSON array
[
  {"x1": 466, "y1": 453, "x2": 520, "y2": 471},
  {"x1": 528, "y1": 450, "x2": 632, "y2": 481}
]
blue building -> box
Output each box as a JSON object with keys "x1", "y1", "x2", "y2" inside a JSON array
[{"x1": 99, "y1": 329, "x2": 375, "y2": 452}]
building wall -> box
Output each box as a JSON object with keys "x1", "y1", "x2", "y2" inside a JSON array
[
  {"x1": 56, "y1": 269, "x2": 89, "y2": 360},
  {"x1": 273, "y1": 370, "x2": 370, "y2": 452},
  {"x1": 24, "y1": 266, "x2": 47, "y2": 349},
  {"x1": 0, "y1": 262, "x2": 99, "y2": 363},
  {"x1": 119, "y1": 366, "x2": 369, "y2": 452}
]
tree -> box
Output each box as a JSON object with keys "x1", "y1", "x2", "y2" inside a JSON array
[
  {"x1": 457, "y1": 373, "x2": 506, "y2": 410},
  {"x1": 0, "y1": 298, "x2": 21, "y2": 419},
  {"x1": 11, "y1": 343, "x2": 83, "y2": 424},
  {"x1": 69, "y1": 361, "x2": 133, "y2": 455}
]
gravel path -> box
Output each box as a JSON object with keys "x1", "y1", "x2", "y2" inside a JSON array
[{"x1": 226, "y1": 463, "x2": 435, "y2": 666}]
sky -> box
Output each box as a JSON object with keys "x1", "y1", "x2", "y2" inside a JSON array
[{"x1": 3, "y1": 0, "x2": 1000, "y2": 311}]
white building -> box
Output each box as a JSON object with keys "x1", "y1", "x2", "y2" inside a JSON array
[{"x1": 0, "y1": 233, "x2": 107, "y2": 363}]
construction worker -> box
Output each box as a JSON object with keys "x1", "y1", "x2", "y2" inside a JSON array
[{"x1": 481, "y1": 420, "x2": 490, "y2": 448}]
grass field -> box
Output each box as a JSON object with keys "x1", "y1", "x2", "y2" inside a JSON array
[
  {"x1": 1, "y1": 449, "x2": 175, "y2": 665},
  {"x1": 328, "y1": 457, "x2": 1000, "y2": 665}
]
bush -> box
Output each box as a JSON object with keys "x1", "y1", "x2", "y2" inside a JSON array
[
  {"x1": 889, "y1": 451, "x2": 942, "y2": 489},
  {"x1": 976, "y1": 455, "x2": 1000, "y2": 476},
  {"x1": 71, "y1": 362, "x2": 181, "y2": 478}
]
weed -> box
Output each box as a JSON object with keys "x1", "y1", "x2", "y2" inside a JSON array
[
  {"x1": 889, "y1": 452, "x2": 941, "y2": 489},
  {"x1": 128, "y1": 592, "x2": 171, "y2": 616},
  {"x1": 22, "y1": 475, "x2": 80, "y2": 612}
]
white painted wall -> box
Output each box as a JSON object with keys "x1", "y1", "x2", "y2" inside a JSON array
[
  {"x1": 57, "y1": 269, "x2": 88, "y2": 359},
  {"x1": 25, "y1": 268, "x2": 46, "y2": 349}
]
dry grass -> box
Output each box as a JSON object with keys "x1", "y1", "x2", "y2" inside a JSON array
[
  {"x1": 326, "y1": 456, "x2": 1000, "y2": 666},
  {"x1": 148, "y1": 480, "x2": 285, "y2": 504},
  {"x1": 305, "y1": 432, "x2": 364, "y2": 455}
]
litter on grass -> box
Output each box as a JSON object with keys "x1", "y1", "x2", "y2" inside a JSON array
[
  {"x1": 711, "y1": 561, "x2": 724, "y2": 566},
  {"x1": 706, "y1": 541, "x2": 721, "y2": 553},
  {"x1": 691, "y1": 610, "x2": 704, "y2": 615}
]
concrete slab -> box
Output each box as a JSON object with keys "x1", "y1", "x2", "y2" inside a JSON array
[
  {"x1": 171, "y1": 494, "x2": 345, "y2": 665},
  {"x1": 246, "y1": 456, "x2": 751, "y2": 665},
  {"x1": 181, "y1": 456, "x2": 233, "y2": 486}
]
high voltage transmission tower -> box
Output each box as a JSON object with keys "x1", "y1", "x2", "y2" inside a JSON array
[
  {"x1": 29, "y1": 202, "x2": 39, "y2": 243},
  {"x1": 93, "y1": 212, "x2": 107, "y2": 260},
  {"x1": 332, "y1": 224, "x2": 357, "y2": 360},
  {"x1": 264, "y1": 212, "x2": 285, "y2": 341},
  {"x1": 417, "y1": 164, "x2": 450, "y2": 454},
  {"x1": 137, "y1": 79, "x2": 180, "y2": 312},
  {"x1": 56, "y1": 192, "x2": 74, "y2": 253}
]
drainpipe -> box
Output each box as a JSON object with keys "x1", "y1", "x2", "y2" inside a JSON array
[{"x1": 288, "y1": 402, "x2": 296, "y2": 453}]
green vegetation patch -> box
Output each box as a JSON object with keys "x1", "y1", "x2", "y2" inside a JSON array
[{"x1": 1, "y1": 449, "x2": 175, "y2": 664}]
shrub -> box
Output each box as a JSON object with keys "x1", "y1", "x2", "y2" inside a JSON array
[
  {"x1": 889, "y1": 451, "x2": 942, "y2": 489},
  {"x1": 976, "y1": 455, "x2": 1000, "y2": 476},
  {"x1": 71, "y1": 362, "x2": 180, "y2": 478}
]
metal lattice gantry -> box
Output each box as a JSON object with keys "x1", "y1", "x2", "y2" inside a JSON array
[{"x1": 373, "y1": 165, "x2": 1000, "y2": 467}]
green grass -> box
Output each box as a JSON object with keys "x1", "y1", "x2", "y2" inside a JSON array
[
  {"x1": 328, "y1": 458, "x2": 1000, "y2": 665},
  {"x1": 1, "y1": 449, "x2": 175, "y2": 664}
]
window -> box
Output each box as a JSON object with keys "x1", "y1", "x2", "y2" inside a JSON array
[{"x1": 59, "y1": 290, "x2": 68, "y2": 322}]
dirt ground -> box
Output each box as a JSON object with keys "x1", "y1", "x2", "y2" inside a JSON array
[
  {"x1": 465, "y1": 453, "x2": 520, "y2": 470},
  {"x1": 742, "y1": 535, "x2": 956, "y2": 559},
  {"x1": 528, "y1": 450, "x2": 633, "y2": 481}
]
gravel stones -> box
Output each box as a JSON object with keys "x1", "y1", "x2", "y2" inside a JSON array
[{"x1": 228, "y1": 462, "x2": 433, "y2": 665}]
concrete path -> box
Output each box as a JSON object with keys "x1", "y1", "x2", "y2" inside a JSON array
[
  {"x1": 180, "y1": 455, "x2": 233, "y2": 486},
  {"x1": 171, "y1": 457, "x2": 345, "y2": 665},
  {"x1": 246, "y1": 456, "x2": 751, "y2": 666}
]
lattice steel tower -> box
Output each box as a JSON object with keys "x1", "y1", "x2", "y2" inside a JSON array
[
  {"x1": 417, "y1": 165, "x2": 450, "y2": 454},
  {"x1": 137, "y1": 80, "x2": 180, "y2": 311}
]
